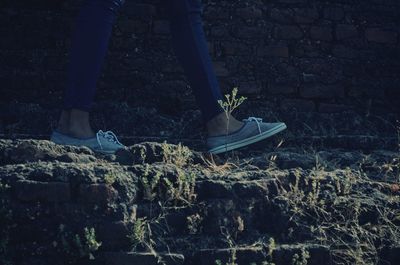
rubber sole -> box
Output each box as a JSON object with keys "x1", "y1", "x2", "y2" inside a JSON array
[
  {"x1": 207, "y1": 123, "x2": 287, "y2": 155},
  {"x1": 50, "y1": 133, "x2": 119, "y2": 155}
]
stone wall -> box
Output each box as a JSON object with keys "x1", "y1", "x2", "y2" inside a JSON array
[
  {"x1": 1, "y1": 139, "x2": 400, "y2": 265},
  {"x1": 1, "y1": 0, "x2": 399, "y2": 118}
]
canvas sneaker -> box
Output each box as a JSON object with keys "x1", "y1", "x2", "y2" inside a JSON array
[
  {"x1": 50, "y1": 129, "x2": 127, "y2": 155},
  {"x1": 206, "y1": 116, "x2": 287, "y2": 154}
]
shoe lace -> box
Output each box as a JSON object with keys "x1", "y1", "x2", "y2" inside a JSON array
[
  {"x1": 242, "y1": 116, "x2": 263, "y2": 134},
  {"x1": 96, "y1": 130, "x2": 124, "y2": 150}
]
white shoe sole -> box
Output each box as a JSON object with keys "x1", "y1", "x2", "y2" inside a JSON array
[
  {"x1": 91, "y1": 148, "x2": 119, "y2": 155},
  {"x1": 207, "y1": 123, "x2": 287, "y2": 154},
  {"x1": 51, "y1": 138, "x2": 117, "y2": 155}
]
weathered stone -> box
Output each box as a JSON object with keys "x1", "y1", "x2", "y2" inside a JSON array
[
  {"x1": 96, "y1": 221, "x2": 131, "y2": 250},
  {"x1": 302, "y1": 73, "x2": 319, "y2": 83},
  {"x1": 318, "y1": 103, "x2": 353, "y2": 113},
  {"x1": 0, "y1": 138, "x2": 100, "y2": 166},
  {"x1": 123, "y1": 142, "x2": 204, "y2": 166},
  {"x1": 78, "y1": 184, "x2": 118, "y2": 204},
  {"x1": 323, "y1": 6, "x2": 344, "y2": 21},
  {"x1": 213, "y1": 61, "x2": 229, "y2": 77},
  {"x1": 348, "y1": 86, "x2": 385, "y2": 98},
  {"x1": 222, "y1": 41, "x2": 249, "y2": 55},
  {"x1": 14, "y1": 180, "x2": 70, "y2": 202},
  {"x1": 236, "y1": 6, "x2": 263, "y2": 19},
  {"x1": 2, "y1": 0, "x2": 399, "y2": 121},
  {"x1": 233, "y1": 26, "x2": 264, "y2": 39},
  {"x1": 281, "y1": 99, "x2": 316, "y2": 112},
  {"x1": 275, "y1": 25, "x2": 304, "y2": 40},
  {"x1": 332, "y1": 45, "x2": 358, "y2": 58},
  {"x1": 2, "y1": 137, "x2": 400, "y2": 264},
  {"x1": 268, "y1": 84, "x2": 296, "y2": 95},
  {"x1": 300, "y1": 84, "x2": 345, "y2": 98},
  {"x1": 293, "y1": 8, "x2": 319, "y2": 24},
  {"x1": 270, "y1": 8, "x2": 293, "y2": 24},
  {"x1": 196, "y1": 180, "x2": 233, "y2": 200},
  {"x1": 270, "y1": 151, "x2": 315, "y2": 169},
  {"x1": 365, "y1": 28, "x2": 397, "y2": 44},
  {"x1": 210, "y1": 25, "x2": 229, "y2": 38},
  {"x1": 336, "y1": 24, "x2": 358, "y2": 40},
  {"x1": 310, "y1": 26, "x2": 333, "y2": 41},
  {"x1": 57, "y1": 152, "x2": 97, "y2": 163},
  {"x1": 238, "y1": 81, "x2": 261, "y2": 94},
  {"x1": 257, "y1": 45, "x2": 289, "y2": 57},
  {"x1": 153, "y1": 20, "x2": 170, "y2": 35},
  {"x1": 232, "y1": 179, "x2": 272, "y2": 198}
]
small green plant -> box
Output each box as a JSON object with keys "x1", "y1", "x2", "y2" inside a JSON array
[
  {"x1": 140, "y1": 148, "x2": 147, "y2": 163},
  {"x1": 187, "y1": 213, "x2": 203, "y2": 234},
  {"x1": 161, "y1": 141, "x2": 193, "y2": 168},
  {"x1": 217, "y1": 87, "x2": 247, "y2": 154},
  {"x1": 127, "y1": 213, "x2": 169, "y2": 265},
  {"x1": 83, "y1": 227, "x2": 102, "y2": 259},
  {"x1": 291, "y1": 247, "x2": 310, "y2": 265},
  {"x1": 56, "y1": 224, "x2": 102, "y2": 262},
  {"x1": 140, "y1": 163, "x2": 162, "y2": 201},
  {"x1": 163, "y1": 169, "x2": 196, "y2": 206},
  {"x1": 103, "y1": 172, "x2": 116, "y2": 185},
  {"x1": 212, "y1": 227, "x2": 241, "y2": 265},
  {"x1": 217, "y1": 87, "x2": 247, "y2": 122},
  {"x1": 200, "y1": 152, "x2": 238, "y2": 175},
  {"x1": 267, "y1": 237, "x2": 276, "y2": 258},
  {"x1": 128, "y1": 217, "x2": 150, "y2": 251},
  {"x1": 140, "y1": 162, "x2": 197, "y2": 205},
  {"x1": 221, "y1": 227, "x2": 238, "y2": 265}
]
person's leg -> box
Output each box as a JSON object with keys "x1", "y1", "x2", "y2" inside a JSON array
[
  {"x1": 166, "y1": 0, "x2": 244, "y2": 136},
  {"x1": 57, "y1": 0, "x2": 125, "y2": 138}
]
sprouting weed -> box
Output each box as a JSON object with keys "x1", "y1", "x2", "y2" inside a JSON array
[
  {"x1": 291, "y1": 247, "x2": 310, "y2": 265},
  {"x1": 161, "y1": 141, "x2": 193, "y2": 168},
  {"x1": 217, "y1": 87, "x2": 247, "y2": 155},
  {"x1": 141, "y1": 165, "x2": 162, "y2": 202},
  {"x1": 163, "y1": 170, "x2": 196, "y2": 206}
]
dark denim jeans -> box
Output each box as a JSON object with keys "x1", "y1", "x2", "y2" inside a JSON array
[{"x1": 63, "y1": 0, "x2": 225, "y2": 124}]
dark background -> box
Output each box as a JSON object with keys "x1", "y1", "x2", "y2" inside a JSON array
[{"x1": 0, "y1": 0, "x2": 399, "y2": 143}]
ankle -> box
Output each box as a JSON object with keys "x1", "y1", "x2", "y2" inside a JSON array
[
  {"x1": 206, "y1": 114, "x2": 244, "y2": 136},
  {"x1": 207, "y1": 112, "x2": 229, "y2": 128},
  {"x1": 67, "y1": 124, "x2": 95, "y2": 138},
  {"x1": 56, "y1": 110, "x2": 70, "y2": 134},
  {"x1": 56, "y1": 125, "x2": 69, "y2": 134}
]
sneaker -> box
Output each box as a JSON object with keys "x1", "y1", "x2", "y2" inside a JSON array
[
  {"x1": 50, "y1": 129, "x2": 127, "y2": 155},
  {"x1": 206, "y1": 116, "x2": 287, "y2": 154}
]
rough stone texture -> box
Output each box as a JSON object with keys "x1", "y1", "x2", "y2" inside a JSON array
[
  {"x1": 0, "y1": 0, "x2": 400, "y2": 264},
  {"x1": 0, "y1": 0, "x2": 399, "y2": 124},
  {"x1": 1, "y1": 139, "x2": 399, "y2": 264},
  {"x1": 14, "y1": 180, "x2": 71, "y2": 202},
  {"x1": 78, "y1": 184, "x2": 119, "y2": 205}
]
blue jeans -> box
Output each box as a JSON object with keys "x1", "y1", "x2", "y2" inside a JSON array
[{"x1": 63, "y1": 0, "x2": 225, "y2": 124}]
